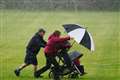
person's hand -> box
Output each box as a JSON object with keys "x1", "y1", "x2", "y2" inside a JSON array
[
  {"x1": 68, "y1": 45, "x2": 72, "y2": 48},
  {"x1": 65, "y1": 35, "x2": 73, "y2": 40},
  {"x1": 70, "y1": 37, "x2": 74, "y2": 40}
]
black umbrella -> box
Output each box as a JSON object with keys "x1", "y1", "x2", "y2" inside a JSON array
[{"x1": 63, "y1": 24, "x2": 95, "y2": 51}]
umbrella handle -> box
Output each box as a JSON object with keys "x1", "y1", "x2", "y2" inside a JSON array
[
  {"x1": 71, "y1": 40, "x2": 76, "y2": 47},
  {"x1": 67, "y1": 40, "x2": 76, "y2": 52}
]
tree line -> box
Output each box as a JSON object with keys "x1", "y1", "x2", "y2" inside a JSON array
[{"x1": 1, "y1": 0, "x2": 120, "y2": 11}]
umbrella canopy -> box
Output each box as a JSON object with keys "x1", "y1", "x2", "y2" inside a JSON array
[{"x1": 63, "y1": 24, "x2": 95, "y2": 51}]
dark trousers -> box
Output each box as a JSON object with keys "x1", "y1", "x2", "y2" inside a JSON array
[
  {"x1": 60, "y1": 51, "x2": 72, "y2": 69},
  {"x1": 24, "y1": 50, "x2": 38, "y2": 65},
  {"x1": 35, "y1": 53, "x2": 60, "y2": 76}
]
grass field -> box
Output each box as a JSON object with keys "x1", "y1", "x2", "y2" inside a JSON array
[{"x1": 0, "y1": 10, "x2": 120, "y2": 80}]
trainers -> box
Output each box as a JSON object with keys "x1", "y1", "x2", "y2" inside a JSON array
[{"x1": 14, "y1": 69, "x2": 20, "y2": 77}]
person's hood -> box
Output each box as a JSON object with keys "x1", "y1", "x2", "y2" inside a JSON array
[
  {"x1": 48, "y1": 34, "x2": 59, "y2": 40},
  {"x1": 48, "y1": 34, "x2": 54, "y2": 40}
]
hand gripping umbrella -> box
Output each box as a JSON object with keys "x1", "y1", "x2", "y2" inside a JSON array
[{"x1": 63, "y1": 24, "x2": 95, "y2": 52}]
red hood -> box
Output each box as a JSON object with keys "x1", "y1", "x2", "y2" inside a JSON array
[
  {"x1": 48, "y1": 34, "x2": 59, "y2": 40},
  {"x1": 48, "y1": 34, "x2": 53, "y2": 40}
]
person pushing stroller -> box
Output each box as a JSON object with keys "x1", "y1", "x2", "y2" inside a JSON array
[
  {"x1": 35, "y1": 30, "x2": 72, "y2": 80},
  {"x1": 14, "y1": 28, "x2": 46, "y2": 77}
]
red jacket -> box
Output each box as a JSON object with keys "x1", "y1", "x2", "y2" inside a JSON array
[{"x1": 44, "y1": 34, "x2": 70, "y2": 56}]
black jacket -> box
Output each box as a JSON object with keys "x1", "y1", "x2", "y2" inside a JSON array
[{"x1": 26, "y1": 33, "x2": 46, "y2": 55}]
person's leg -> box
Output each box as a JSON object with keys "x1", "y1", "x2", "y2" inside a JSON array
[
  {"x1": 14, "y1": 50, "x2": 33, "y2": 76},
  {"x1": 50, "y1": 56, "x2": 61, "y2": 80},
  {"x1": 32, "y1": 55, "x2": 38, "y2": 73},
  {"x1": 19, "y1": 63, "x2": 29, "y2": 71},
  {"x1": 33, "y1": 65, "x2": 37, "y2": 73},
  {"x1": 34, "y1": 54, "x2": 51, "y2": 78},
  {"x1": 62, "y1": 52, "x2": 72, "y2": 68},
  {"x1": 51, "y1": 57, "x2": 60, "y2": 70},
  {"x1": 14, "y1": 63, "x2": 29, "y2": 76}
]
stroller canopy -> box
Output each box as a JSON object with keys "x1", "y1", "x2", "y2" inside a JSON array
[{"x1": 69, "y1": 51, "x2": 83, "y2": 61}]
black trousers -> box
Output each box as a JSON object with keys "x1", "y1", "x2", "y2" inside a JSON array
[
  {"x1": 35, "y1": 53, "x2": 60, "y2": 76},
  {"x1": 60, "y1": 50, "x2": 72, "y2": 69},
  {"x1": 62, "y1": 53, "x2": 72, "y2": 67},
  {"x1": 24, "y1": 50, "x2": 38, "y2": 65}
]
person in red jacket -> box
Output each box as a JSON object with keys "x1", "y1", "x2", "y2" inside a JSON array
[{"x1": 35, "y1": 30, "x2": 72, "y2": 79}]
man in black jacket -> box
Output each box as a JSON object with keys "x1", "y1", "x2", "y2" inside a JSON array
[{"x1": 14, "y1": 28, "x2": 46, "y2": 77}]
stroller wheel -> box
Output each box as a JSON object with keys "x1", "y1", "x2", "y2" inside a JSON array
[
  {"x1": 49, "y1": 69, "x2": 62, "y2": 80},
  {"x1": 49, "y1": 71, "x2": 53, "y2": 78},
  {"x1": 68, "y1": 72, "x2": 79, "y2": 78}
]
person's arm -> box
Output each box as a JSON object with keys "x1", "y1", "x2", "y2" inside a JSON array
[
  {"x1": 63, "y1": 45, "x2": 72, "y2": 48},
  {"x1": 40, "y1": 39, "x2": 47, "y2": 48},
  {"x1": 43, "y1": 40, "x2": 47, "y2": 45},
  {"x1": 29, "y1": 36, "x2": 46, "y2": 47},
  {"x1": 60, "y1": 42, "x2": 71, "y2": 49},
  {"x1": 54, "y1": 36, "x2": 70, "y2": 42}
]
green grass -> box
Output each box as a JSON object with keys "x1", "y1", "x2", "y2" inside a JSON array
[{"x1": 0, "y1": 10, "x2": 120, "y2": 80}]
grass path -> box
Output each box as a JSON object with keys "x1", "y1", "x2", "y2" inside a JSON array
[{"x1": 0, "y1": 10, "x2": 120, "y2": 80}]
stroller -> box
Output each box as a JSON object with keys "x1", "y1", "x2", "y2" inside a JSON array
[{"x1": 48, "y1": 47, "x2": 85, "y2": 80}]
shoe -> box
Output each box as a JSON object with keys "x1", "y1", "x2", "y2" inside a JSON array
[
  {"x1": 34, "y1": 75, "x2": 43, "y2": 78},
  {"x1": 14, "y1": 69, "x2": 20, "y2": 77},
  {"x1": 39, "y1": 75, "x2": 43, "y2": 78},
  {"x1": 34, "y1": 72, "x2": 39, "y2": 78},
  {"x1": 34, "y1": 71, "x2": 43, "y2": 78}
]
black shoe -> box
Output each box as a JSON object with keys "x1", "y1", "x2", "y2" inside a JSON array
[
  {"x1": 34, "y1": 75, "x2": 43, "y2": 78},
  {"x1": 39, "y1": 75, "x2": 43, "y2": 78},
  {"x1": 14, "y1": 69, "x2": 20, "y2": 77},
  {"x1": 34, "y1": 71, "x2": 43, "y2": 78}
]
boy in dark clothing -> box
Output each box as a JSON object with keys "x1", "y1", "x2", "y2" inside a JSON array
[{"x1": 14, "y1": 28, "x2": 46, "y2": 77}]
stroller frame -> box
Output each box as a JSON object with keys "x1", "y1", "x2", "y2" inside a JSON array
[{"x1": 48, "y1": 49, "x2": 83, "y2": 79}]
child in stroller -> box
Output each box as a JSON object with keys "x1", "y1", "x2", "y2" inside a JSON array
[
  {"x1": 48, "y1": 41, "x2": 86, "y2": 79},
  {"x1": 69, "y1": 51, "x2": 87, "y2": 78}
]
